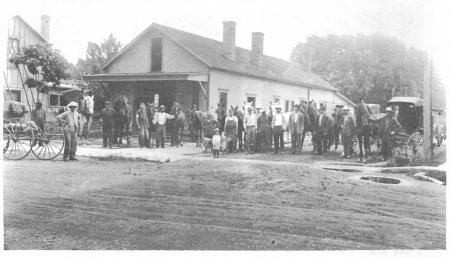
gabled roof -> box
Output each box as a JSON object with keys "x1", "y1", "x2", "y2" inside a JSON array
[
  {"x1": 12, "y1": 15, "x2": 48, "y2": 44},
  {"x1": 102, "y1": 23, "x2": 337, "y2": 92}
]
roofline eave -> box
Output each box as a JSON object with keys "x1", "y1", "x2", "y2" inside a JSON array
[{"x1": 101, "y1": 23, "x2": 212, "y2": 71}]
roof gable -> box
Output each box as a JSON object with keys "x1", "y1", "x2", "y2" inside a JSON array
[
  {"x1": 102, "y1": 22, "x2": 336, "y2": 91},
  {"x1": 13, "y1": 15, "x2": 48, "y2": 44}
]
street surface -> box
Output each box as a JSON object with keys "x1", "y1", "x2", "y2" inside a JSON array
[{"x1": 3, "y1": 151, "x2": 446, "y2": 250}]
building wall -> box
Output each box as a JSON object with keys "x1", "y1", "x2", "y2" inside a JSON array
[
  {"x1": 209, "y1": 70, "x2": 355, "y2": 115},
  {"x1": 105, "y1": 29, "x2": 208, "y2": 74},
  {"x1": 5, "y1": 16, "x2": 53, "y2": 115}
]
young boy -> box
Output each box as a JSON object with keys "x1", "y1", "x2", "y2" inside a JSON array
[{"x1": 212, "y1": 128, "x2": 221, "y2": 158}]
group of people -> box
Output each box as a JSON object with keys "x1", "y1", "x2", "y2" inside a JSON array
[{"x1": 30, "y1": 87, "x2": 402, "y2": 162}]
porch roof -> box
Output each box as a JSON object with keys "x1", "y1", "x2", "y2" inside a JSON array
[{"x1": 82, "y1": 72, "x2": 208, "y2": 82}]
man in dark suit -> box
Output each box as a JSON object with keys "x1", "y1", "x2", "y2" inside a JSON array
[
  {"x1": 316, "y1": 106, "x2": 332, "y2": 154},
  {"x1": 288, "y1": 104, "x2": 304, "y2": 154},
  {"x1": 101, "y1": 101, "x2": 118, "y2": 148},
  {"x1": 379, "y1": 106, "x2": 401, "y2": 160}
]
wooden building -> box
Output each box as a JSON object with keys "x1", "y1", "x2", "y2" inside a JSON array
[{"x1": 84, "y1": 21, "x2": 356, "y2": 119}]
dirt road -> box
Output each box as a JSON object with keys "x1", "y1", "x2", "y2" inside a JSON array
[{"x1": 3, "y1": 157, "x2": 445, "y2": 250}]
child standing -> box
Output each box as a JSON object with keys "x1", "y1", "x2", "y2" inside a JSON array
[{"x1": 212, "y1": 128, "x2": 221, "y2": 158}]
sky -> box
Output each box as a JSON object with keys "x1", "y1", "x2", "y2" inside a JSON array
[{"x1": 0, "y1": 0, "x2": 449, "y2": 79}]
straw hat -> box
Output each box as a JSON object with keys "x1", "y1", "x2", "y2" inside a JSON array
[{"x1": 68, "y1": 101, "x2": 78, "y2": 107}]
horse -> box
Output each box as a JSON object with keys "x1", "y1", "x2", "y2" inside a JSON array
[{"x1": 113, "y1": 96, "x2": 132, "y2": 146}]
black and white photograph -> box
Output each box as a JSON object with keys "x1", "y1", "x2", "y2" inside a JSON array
[{"x1": 1, "y1": 0, "x2": 448, "y2": 254}]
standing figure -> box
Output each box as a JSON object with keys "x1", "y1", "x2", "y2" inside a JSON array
[
  {"x1": 31, "y1": 99, "x2": 46, "y2": 132},
  {"x1": 101, "y1": 100, "x2": 118, "y2": 148},
  {"x1": 224, "y1": 109, "x2": 238, "y2": 153},
  {"x1": 332, "y1": 106, "x2": 344, "y2": 151},
  {"x1": 271, "y1": 105, "x2": 287, "y2": 154},
  {"x1": 173, "y1": 107, "x2": 185, "y2": 147},
  {"x1": 341, "y1": 106, "x2": 356, "y2": 158},
  {"x1": 193, "y1": 106, "x2": 204, "y2": 147},
  {"x1": 152, "y1": 105, "x2": 174, "y2": 148},
  {"x1": 316, "y1": 106, "x2": 332, "y2": 155},
  {"x1": 355, "y1": 98, "x2": 372, "y2": 161},
  {"x1": 236, "y1": 110, "x2": 245, "y2": 151},
  {"x1": 379, "y1": 106, "x2": 401, "y2": 160},
  {"x1": 136, "y1": 103, "x2": 150, "y2": 148},
  {"x1": 56, "y1": 102, "x2": 80, "y2": 161},
  {"x1": 202, "y1": 113, "x2": 218, "y2": 152},
  {"x1": 146, "y1": 102, "x2": 155, "y2": 148},
  {"x1": 244, "y1": 106, "x2": 258, "y2": 154},
  {"x1": 288, "y1": 104, "x2": 304, "y2": 154},
  {"x1": 257, "y1": 108, "x2": 272, "y2": 153},
  {"x1": 212, "y1": 128, "x2": 221, "y2": 158}
]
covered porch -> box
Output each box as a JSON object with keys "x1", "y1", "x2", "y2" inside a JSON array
[{"x1": 83, "y1": 72, "x2": 210, "y2": 115}]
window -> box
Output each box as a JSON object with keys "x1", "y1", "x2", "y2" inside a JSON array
[
  {"x1": 5, "y1": 89, "x2": 21, "y2": 102},
  {"x1": 151, "y1": 38, "x2": 163, "y2": 72},
  {"x1": 285, "y1": 100, "x2": 294, "y2": 112},
  {"x1": 50, "y1": 94, "x2": 59, "y2": 106},
  {"x1": 246, "y1": 95, "x2": 256, "y2": 107},
  {"x1": 49, "y1": 94, "x2": 67, "y2": 107},
  {"x1": 219, "y1": 92, "x2": 227, "y2": 109}
]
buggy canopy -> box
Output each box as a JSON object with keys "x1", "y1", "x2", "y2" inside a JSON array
[{"x1": 387, "y1": 97, "x2": 423, "y2": 107}]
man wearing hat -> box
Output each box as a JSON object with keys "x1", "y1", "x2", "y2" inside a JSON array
[
  {"x1": 244, "y1": 105, "x2": 258, "y2": 154},
  {"x1": 31, "y1": 99, "x2": 46, "y2": 132},
  {"x1": 341, "y1": 106, "x2": 356, "y2": 158},
  {"x1": 271, "y1": 104, "x2": 287, "y2": 153},
  {"x1": 257, "y1": 107, "x2": 272, "y2": 153},
  {"x1": 56, "y1": 101, "x2": 80, "y2": 161},
  {"x1": 101, "y1": 100, "x2": 118, "y2": 148},
  {"x1": 379, "y1": 106, "x2": 401, "y2": 160},
  {"x1": 316, "y1": 105, "x2": 332, "y2": 155},
  {"x1": 152, "y1": 104, "x2": 174, "y2": 148},
  {"x1": 288, "y1": 104, "x2": 304, "y2": 154}
]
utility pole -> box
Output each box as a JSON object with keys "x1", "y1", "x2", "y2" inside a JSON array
[{"x1": 423, "y1": 54, "x2": 433, "y2": 162}]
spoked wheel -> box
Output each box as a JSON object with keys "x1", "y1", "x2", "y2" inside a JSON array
[
  {"x1": 3, "y1": 119, "x2": 34, "y2": 160},
  {"x1": 31, "y1": 122, "x2": 65, "y2": 160}
]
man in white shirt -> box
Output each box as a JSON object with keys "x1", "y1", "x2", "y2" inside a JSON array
[
  {"x1": 56, "y1": 102, "x2": 80, "y2": 161},
  {"x1": 244, "y1": 106, "x2": 258, "y2": 154},
  {"x1": 152, "y1": 105, "x2": 174, "y2": 148},
  {"x1": 271, "y1": 105, "x2": 286, "y2": 153}
]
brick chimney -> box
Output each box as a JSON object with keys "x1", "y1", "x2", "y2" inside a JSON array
[
  {"x1": 251, "y1": 32, "x2": 264, "y2": 67},
  {"x1": 40, "y1": 15, "x2": 50, "y2": 41},
  {"x1": 222, "y1": 21, "x2": 236, "y2": 61}
]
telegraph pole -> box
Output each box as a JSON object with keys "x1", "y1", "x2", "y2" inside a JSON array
[{"x1": 423, "y1": 54, "x2": 433, "y2": 162}]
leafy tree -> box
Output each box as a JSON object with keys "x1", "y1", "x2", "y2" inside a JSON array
[
  {"x1": 290, "y1": 34, "x2": 431, "y2": 106},
  {"x1": 70, "y1": 34, "x2": 122, "y2": 100},
  {"x1": 9, "y1": 43, "x2": 70, "y2": 100}
]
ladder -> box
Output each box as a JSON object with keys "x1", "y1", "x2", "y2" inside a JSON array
[{"x1": 7, "y1": 35, "x2": 36, "y2": 111}]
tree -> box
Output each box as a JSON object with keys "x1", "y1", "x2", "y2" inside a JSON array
[
  {"x1": 70, "y1": 34, "x2": 122, "y2": 99},
  {"x1": 290, "y1": 34, "x2": 429, "y2": 106},
  {"x1": 9, "y1": 43, "x2": 70, "y2": 101}
]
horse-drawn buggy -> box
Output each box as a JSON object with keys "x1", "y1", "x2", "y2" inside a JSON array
[
  {"x1": 386, "y1": 96, "x2": 445, "y2": 161},
  {"x1": 3, "y1": 101, "x2": 65, "y2": 160}
]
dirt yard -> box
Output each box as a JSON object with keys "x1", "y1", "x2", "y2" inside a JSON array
[{"x1": 3, "y1": 157, "x2": 446, "y2": 250}]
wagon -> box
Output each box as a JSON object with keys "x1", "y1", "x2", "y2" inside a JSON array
[
  {"x1": 386, "y1": 97, "x2": 445, "y2": 161},
  {"x1": 3, "y1": 102, "x2": 65, "y2": 160}
]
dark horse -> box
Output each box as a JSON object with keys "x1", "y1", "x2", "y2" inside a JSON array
[
  {"x1": 300, "y1": 100, "x2": 319, "y2": 152},
  {"x1": 113, "y1": 96, "x2": 132, "y2": 146}
]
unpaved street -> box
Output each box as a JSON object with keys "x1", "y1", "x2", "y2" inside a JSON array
[{"x1": 3, "y1": 157, "x2": 446, "y2": 250}]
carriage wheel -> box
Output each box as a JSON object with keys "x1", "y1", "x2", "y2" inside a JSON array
[
  {"x1": 31, "y1": 122, "x2": 65, "y2": 160},
  {"x1": 3, "y1": 119, "x2": 34, "y2": 160}
]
